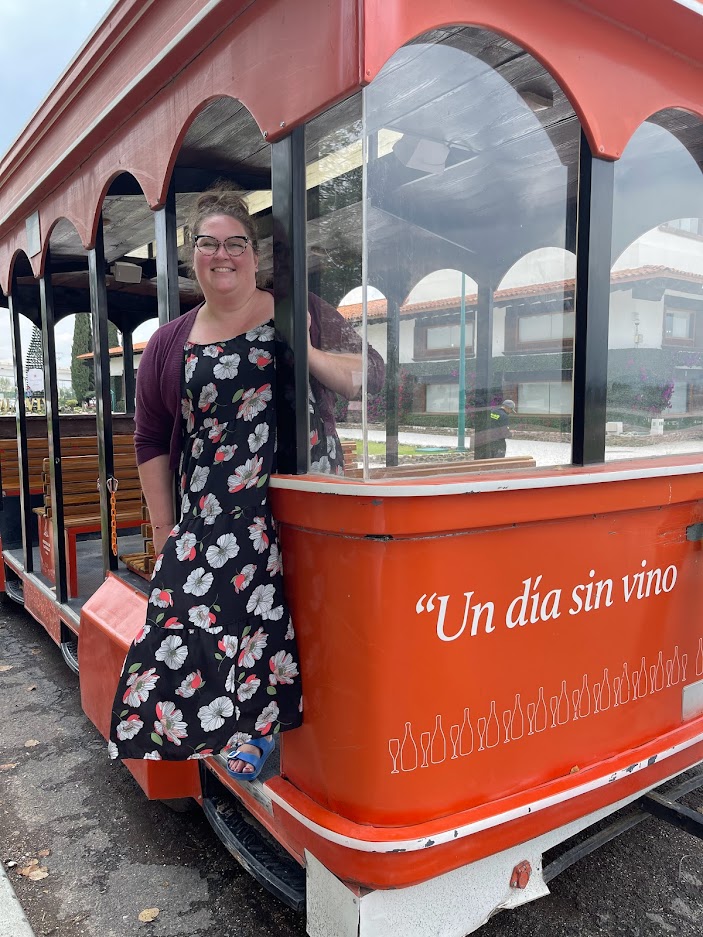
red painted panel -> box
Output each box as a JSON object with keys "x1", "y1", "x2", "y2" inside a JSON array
[
  {"x1": 38, "y1": 514, "x2": 54, "y2": 583},
  {"x1": 361, "y1": 0, "x2": 703, "y2": 160},
  {"x1": 24, "y1": 578, "x2": 61, "y2": 644},
  {"x1": 0, "y1": 0, "x2": 360, "y2": 287},
  {"x1": 78, "y1": 574, "x2": 200, "y2": 800},
  {"x1": 270, "y1": 457, "x2": 703, "y2": 537},
  {"x1": 272, "y1": 474, "x2": 703, "y2": 829},
  {"x1": 267, "y1": 730, "x2": 703, "y2": 887},
  {"x1": 79, "y1": 574, "x2": 148, "y2": 738}
]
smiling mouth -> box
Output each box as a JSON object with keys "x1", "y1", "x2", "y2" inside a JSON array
[{"x1": 211, "y1": 266, "x2": 235, "y2": 272}]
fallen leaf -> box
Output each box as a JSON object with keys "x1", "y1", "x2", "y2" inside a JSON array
[
  {"x1": 0, "y1": 665, "x2": 12, "y2": 672},
  {"x1": 24, "y1": 740, "x2": 40, "y2": 748},
  {"x1": 26, "y1": 686, "x2": 37, "y2": 692},
  {"x1": 30, "y1": 649, "x2": 41, "y2": 655},
  {"x1": 0, "y1": 764, "x2": 18, "y2": 771},
  {"x1": 138, "y1": 908, "x2": 160, "y2": 923},
  {"x1": 18, "y1": 860, "x2": 39, "y2": 875},
  {"x1": 37, "y1": 849, "x2": 51, "y2": 858},
  {"x1": 27, "y1": 868, "x2": 48, "y2": 881}
]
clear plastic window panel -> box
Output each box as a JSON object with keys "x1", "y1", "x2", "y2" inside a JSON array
[
  {"x1": 305, "y1": 95, "x2": 365, "y2": 477},
  {"x1": 608, "y1": 115, "x2": 703, "y2": 459},
  {"x1": 359, "y1": 27, "x2": 579, "y2": 478}
]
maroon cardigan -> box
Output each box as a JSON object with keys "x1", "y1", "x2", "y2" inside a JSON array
[{"x1": 134, "y1": 293, "x2": 385, "y2": 470}]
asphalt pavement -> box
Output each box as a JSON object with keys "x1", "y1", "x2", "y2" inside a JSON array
[{"x1": 1, "y1": 597, "x2": 703, "y2": 936}]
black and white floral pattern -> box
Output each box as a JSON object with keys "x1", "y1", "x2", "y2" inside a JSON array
[{"x1": 109, "y1": 322, "x2": 302, "y2": 761}]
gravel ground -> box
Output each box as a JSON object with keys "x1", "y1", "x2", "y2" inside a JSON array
[{"x1": 1, "y1": 598, "x2": 703, "y2": 937}]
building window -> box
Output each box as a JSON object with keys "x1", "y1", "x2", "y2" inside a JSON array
[
  {"x1": 663, "y1": 309, "x2": 695, "y2": 344},
  {"x1": 427, "y1": 322, "x2": 474, "y2": 351},
  {"x1": 415, "y1": 316, "x2": 475, "y2": 359},
  {"x1": 518, "y1": 381, "x2": 572, "y2": 414},
  {"x1": 504, "y1": 305, "x2": 574, "y2": 353},
  {"x1": 517, "y1": 312, "x2": 574, "y2": 344},
  {"x1": 426, "y1": 383, "x2": 459, "y2": 413}
]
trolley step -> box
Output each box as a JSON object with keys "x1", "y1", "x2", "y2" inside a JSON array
[
  {"x1": 5, "y1": 578, "x2": 24, "y2": 606},
  {"x1": 200, "y1": 763, "x2": 305, "y2": 911},
  {"x1": 60, "y1": 639, "x2": 79, "y2": 675}
]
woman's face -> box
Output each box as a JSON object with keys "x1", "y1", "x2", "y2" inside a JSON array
[{"x1": 193, "y1": 213, "x2": 258, "y2": 303}]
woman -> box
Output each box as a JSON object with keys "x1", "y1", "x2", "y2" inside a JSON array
[{"x1": 108, "y1": 184, "x2": 383, "y2": 779}]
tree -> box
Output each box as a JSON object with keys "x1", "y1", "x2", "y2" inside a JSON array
[
  {"x1": 71, "y1": 314, "x2": 94, "y2": 403},
  {"x1": 25, "y1": 326, "x2": 43, "y2": 373},
  {"x1": 108, "y1": 320, "x2": 119, "y2": 352}
]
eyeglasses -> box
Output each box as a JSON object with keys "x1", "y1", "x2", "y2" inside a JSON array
[{"x1": 193, "y1": 234, "x2": 250, "y2": 257}]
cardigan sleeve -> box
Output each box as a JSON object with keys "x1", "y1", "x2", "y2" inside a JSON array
[
  {"x1": 134, "y1": 329, "x2": 175, "y2": 466},
  {"x1": 311, "y1": 293, "x2": 386, "y2": 395}
]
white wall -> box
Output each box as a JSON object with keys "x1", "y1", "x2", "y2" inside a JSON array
[{"x1": 615, "y1": 226, "x2": 703, "y2": 276}]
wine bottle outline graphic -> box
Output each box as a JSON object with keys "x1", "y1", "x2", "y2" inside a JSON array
[
  {"x1": 400, "y1": 722, "x2": 418, "y2": 772},
  {"x1": 430, "y1": 714, "x2": 447, "y2": 764},
  {"x1": 459, "y1": 707, "x2": 474, "y2": 755}
]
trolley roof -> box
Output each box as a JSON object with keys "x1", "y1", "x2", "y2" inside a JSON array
[{"x1": 0, "y1": 0, "x2": 702, "y2": 297}]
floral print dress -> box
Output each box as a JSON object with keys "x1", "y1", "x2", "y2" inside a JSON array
[{"x1": 109, "y1": 322, "x2": 302, "y2": 761}]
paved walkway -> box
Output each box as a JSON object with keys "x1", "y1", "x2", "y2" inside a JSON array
[
  {"x1": 0, "y1": 862, "x2": 36, "y2": 937},
  {"x1": 338, "y1": 427, "x2": 703, "y2": 468}
]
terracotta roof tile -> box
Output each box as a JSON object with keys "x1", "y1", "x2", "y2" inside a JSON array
[{"x1": 337, "y1": 266, "x2": 703, "y2": 321}]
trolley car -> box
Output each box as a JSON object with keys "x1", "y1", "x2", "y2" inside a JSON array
[{"x1": 2, "y1": 1, "x2": 703, "y2": 934}]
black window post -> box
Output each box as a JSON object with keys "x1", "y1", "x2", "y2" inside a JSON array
[
  {"x1": 155, "y1": 177, "x2": 180, "y2": 325},
  {"x1": 122, "y1": 329, "x2": 136, "y2": 414},
  {"x1": 39, "y1": 247, "x2": 67, "y2": 603},
  {"x1": 89, "y1": 215, "x2": 118, "y2": 577},
  {"x1": 385, "y1": 290, "x2": 401, "y2": 467},
  {"x1": 572, "y1": 129, "x2": 614, "y2": 465},
  {"x1": 8, "y1": 283, "x2": 33, "y2": 571},
  {"x1": 271, "y1": 126, "x2": 309, "y2": 475},
  {"x1": 472, "y1": 280, "x2": 495, "y2": 460}
]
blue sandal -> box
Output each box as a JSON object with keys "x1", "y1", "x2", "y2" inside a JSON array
[{"x1": 225, "y1": 735, "x2": 275, "y2": 782}]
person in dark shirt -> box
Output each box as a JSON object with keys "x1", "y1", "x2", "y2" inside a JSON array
[{"x1": 485, "y1": 399, "x2": 516, "y2": 458}]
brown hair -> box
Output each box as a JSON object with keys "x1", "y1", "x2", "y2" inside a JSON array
[{"x1": 185, "y1": 182, "x2": 259, "y2": 279}]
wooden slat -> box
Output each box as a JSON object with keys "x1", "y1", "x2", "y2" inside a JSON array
[
  {"x1": 43, "y1": 477, "x2": 142, "y2": 497},
  {"x1": 62, "y1": 510, "x2": 143, "y2": 528},
  {"x1": 47, "y1": 502, "x2": 143, "y2": 520},
  {"x1": 344, "y1": 456, "x2": 536, "y2": 479}
]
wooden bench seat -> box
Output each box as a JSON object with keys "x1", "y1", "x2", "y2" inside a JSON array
[
  {"x1": 38, "y1": 453, "x2": 142, "y2": 518},
  {"x1": 34, "y1": 447, "x2": 144, "y2": 597},
  {"x1": 0, "y1": 435, "x2": 135, "y2": 495},
  {"x1": 343, "y1": 455, "x2": 537, "y2": 479}
]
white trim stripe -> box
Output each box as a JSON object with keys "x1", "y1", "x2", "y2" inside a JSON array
[
  {"x1": 270, "y1": 460, "x2": 703, "y2": 498},
  {"x1": 265, "y1": 729, "x2": 703, "y2": 853}
]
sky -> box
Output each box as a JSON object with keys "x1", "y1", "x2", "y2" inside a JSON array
[{"x1": 0, "y1": 0, "x2": 115, "y2": 376}]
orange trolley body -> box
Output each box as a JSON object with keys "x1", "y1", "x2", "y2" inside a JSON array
[{"x1": 1, "y1": 2, "x2": 703, "y2": 935}]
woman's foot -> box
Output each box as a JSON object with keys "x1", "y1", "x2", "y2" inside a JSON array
[{"x1": 225, "y1": 736, "x2": 275, "y2": 782}]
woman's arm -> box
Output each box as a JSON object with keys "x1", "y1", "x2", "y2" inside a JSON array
[
  {"x1": 308, "y1": 342, "x2": 364, "y2": 399},
  {"x1": 139, "y1": 454, "x2": 175, "y2": 556},
  {"x1": 308, "y1": 294, "x2": 386, "y2": 399}
]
